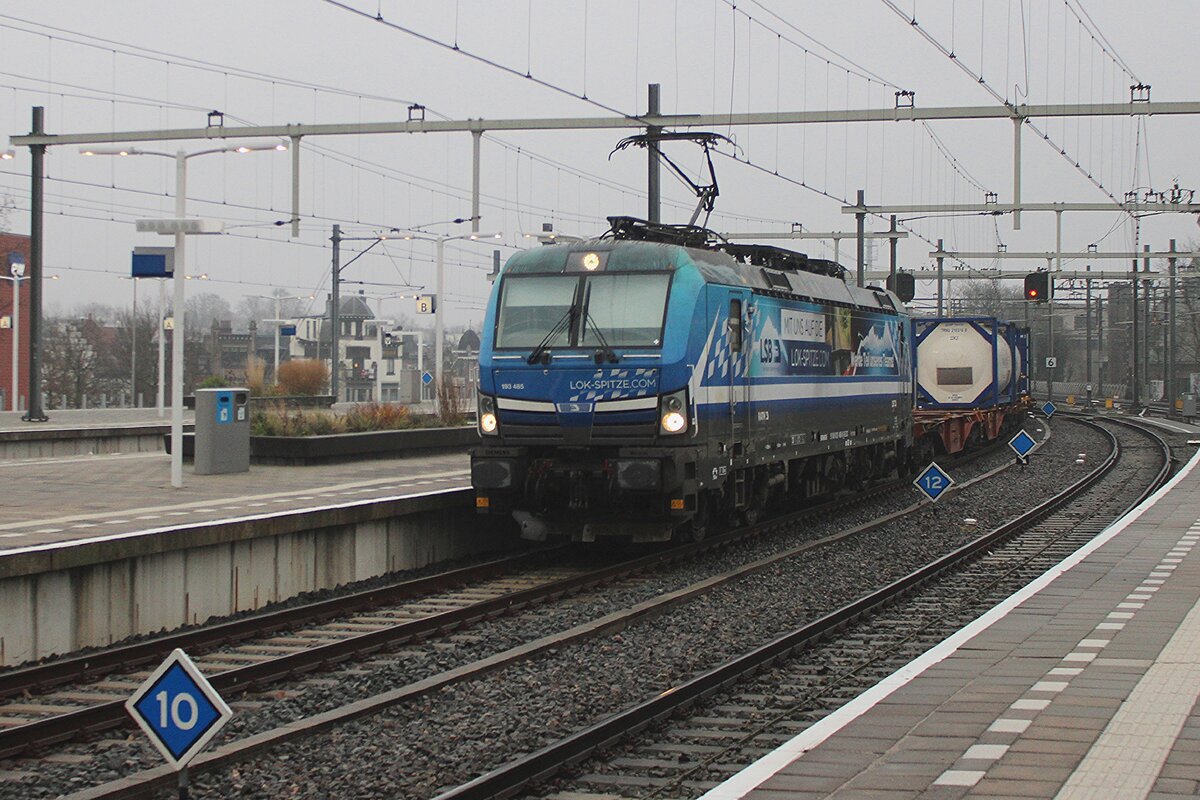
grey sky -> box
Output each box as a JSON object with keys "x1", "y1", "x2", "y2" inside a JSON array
[{"x1": 1, "y1": 1, "x2": 1197, "y2": 328}]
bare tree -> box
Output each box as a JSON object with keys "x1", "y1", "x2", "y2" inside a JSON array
[
  {"x1": 42, "y1": 318, "x2": 100, "y2": 407},
  {"x1": 97, "y1": 307, "x2": 161, "y2": 404},
  {"x1": 185, "y1": 292, "x2": 233, "y2": 335}
]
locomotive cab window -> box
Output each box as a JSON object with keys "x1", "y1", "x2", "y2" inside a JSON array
[
  {"x1": 495, "y1": 272, "x2": 670, "y2": 350},
  {"x1": 728, "y1": 298, "x2": 743, "y2": 353},
  {"x1": 495, "y1": 275, "x2": 579, "y2": 349},
  {"x1": 579, "y1": 273, "x2": 670, "y2": 347}
]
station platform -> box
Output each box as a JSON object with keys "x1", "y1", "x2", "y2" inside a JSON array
[
  {"x1": 705, "y1": 447, "x2": 1200, "y2": 800},
  {"x1": 0, "y1": 448, "x2": 470, "y2": 554}
]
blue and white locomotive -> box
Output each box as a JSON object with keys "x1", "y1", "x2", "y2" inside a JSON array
[{"x1": 471, "y1": 217, "x2": 914, "y2": 542}]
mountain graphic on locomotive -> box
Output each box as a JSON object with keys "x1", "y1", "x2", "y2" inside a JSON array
[{"x1": 471, "y1": 215, "x2": 1027, "y2": 542}]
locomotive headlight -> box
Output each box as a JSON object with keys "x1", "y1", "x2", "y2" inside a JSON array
[
  {"x1": 582, "y1": 252, "x2": 601, "y2": 271},
  {"x1": 479, "y1": 395, "x2": 499, "y2": 435},
  {"x1": 659, "y1": 390, "x2": 688, "y2": 435}
]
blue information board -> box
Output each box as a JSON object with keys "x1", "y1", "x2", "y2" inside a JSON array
[{"x1": 125, "y1": 649, "x2": 232, "y2": 769}]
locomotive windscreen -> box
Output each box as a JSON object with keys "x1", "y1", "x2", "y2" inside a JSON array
[
  {"x1": 495, "y1": 275, "x2": 577, "y2": 349},
  {"x1": 495, "y1": 273, "x2": 670, "y2": 349}
]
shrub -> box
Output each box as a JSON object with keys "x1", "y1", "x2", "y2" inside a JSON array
[
  {"x1": 277, "y1": 359, "x2": 328, "y2": 396},
  {"x1": 437, "y1": 375, "x2": 467, "y2": 426},
  {"x1": 245, "y1": 354, "x2": 268, "y2": 397},
  {"x1": 340, "y1": 402, "x2": 413, "y2": 432},
  {"x1": 251, "y1": 408, "x2": 346, "y2": 436},
  {"x1": 251, "y1": 403, "x2": 440, "y2": 436},
  {"x1": 198, "y1": 375, "x2": 227, "y2": 389}
]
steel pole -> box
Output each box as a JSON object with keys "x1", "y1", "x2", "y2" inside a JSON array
[
  {"x1": 273, "y1": 297, "x2": 281, "y2": 384},
  {"x1": 1168, "y1": 239, "x2": 1178, "y2": 412},
  {"x1": 170, "y1": 151, "x2": 187, "y2": 488},
  {"x1": 936, "y1": 239, "x2": 944, "y2": 315},
  {"x1": 1085, "y1": 264, "x2": 1092, "y2": 403},
  {"x1": 855, "y1": 190, "x2": 866, "y2": 288},
  {"x1": 10, "y1": 275, "x2": 18, "y2": 411},
  {"x1": 131, "y1": 278, "x2": 137, "y2": 406},
  {"x1": 888, "y1": 215, "x2": 898, "y2": 279},
  {"x1": 471, "y1": 130, "x2": 482, "y2": 233},
  {"x1": 435, "y1": 237, "x2": 445, "y2": 419},
  {"x1": 1143, "y1": 244, "x2": 1151, "y2": 402},
  {"x1": 1131, "y1": 255, "x2": 1139, "y2": 407},
  {"x1": 330, "y1": 224, "x2": 341, "y2": 403},
  {"x1": 157, "y1": 279, "x2": 165, "y2": 417},
  {"x1": 647, "y1": 84, "x2": 661, "y2": 224},
  {"x1": 1012, "y1": 117, "x2": 1022, "y2": 230},
  {"x1": 24, "y1": 106, "x2": 46, "y2": 422}
]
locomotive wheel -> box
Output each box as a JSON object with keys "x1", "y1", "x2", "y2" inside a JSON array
[{"x1": 680, "y1": 494, "x2": 711, "y2": 542}]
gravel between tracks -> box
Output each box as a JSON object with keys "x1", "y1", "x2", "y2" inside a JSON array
[{"x1": 4, "y1": 418, "x2": 1104, "y2": 799}]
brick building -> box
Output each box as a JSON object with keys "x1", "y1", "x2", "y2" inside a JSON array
[{"x1": 0, "y1": 233, "x2": 31, "y2": 412}]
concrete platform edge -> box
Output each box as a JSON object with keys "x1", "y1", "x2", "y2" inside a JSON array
[{"x1": 699, "y1": 447, "x2": 1200, "y2": 800}]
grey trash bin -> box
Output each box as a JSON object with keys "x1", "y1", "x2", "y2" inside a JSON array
[{"x1": 194, "y1": 387, "x2": 250, "y2": 475}]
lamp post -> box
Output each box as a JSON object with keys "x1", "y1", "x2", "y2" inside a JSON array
[
  {"x1": 82, "y1": 141, "x2": 286, "y2": 487},
  {"x1": 401, "y1": 230, "x2": 501, "y2": 417},
  {"x1": 2, "y1": 255, "x2": 25, "y2": 411},
  {"x1": 249, "y1": 293, "x2": 313, "y2": 383}
]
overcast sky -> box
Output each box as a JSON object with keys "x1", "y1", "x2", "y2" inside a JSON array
[{"x1": 1, "y1": 1, "x2": 1198, "y2": 328}]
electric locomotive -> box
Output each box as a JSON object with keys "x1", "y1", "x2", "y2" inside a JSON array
[{"x1": 471, "y1": 217, "x2": 913, "y2": 542}]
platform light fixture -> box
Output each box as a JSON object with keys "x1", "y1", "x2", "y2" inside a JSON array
[
  {"x1": 80, "y1": 140, "x2": 285, "y2": 488},
  {"x1": 398, "y1": 229, "x2": 502, "y2": 417}
]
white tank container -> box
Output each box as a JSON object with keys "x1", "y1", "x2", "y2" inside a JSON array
[{"x1": 916, "y1": 320, "x2": 1012, "y2": 406}]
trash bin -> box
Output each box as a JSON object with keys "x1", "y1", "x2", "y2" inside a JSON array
[{"x1": 194, "y1": 387, "x2": 250, "y2": 475}]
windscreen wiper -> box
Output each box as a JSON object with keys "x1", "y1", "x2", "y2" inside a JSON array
[
  {"x1": 580, "y1": 283, "x2": 619, "y2": 364},
  {"x1": 526, "y1": 299, "x2": 579, "y2": 365}
]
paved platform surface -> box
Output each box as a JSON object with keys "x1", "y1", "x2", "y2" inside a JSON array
[
  {"x1": 707, "y1": 448, "x2": 1200, "y2": 800},
  {"x1": 0, "y1": 408, "x2": 193, "y2": 432},
  {"x1": 0, "y1": 449, "x2": 471, "y2": 553}
]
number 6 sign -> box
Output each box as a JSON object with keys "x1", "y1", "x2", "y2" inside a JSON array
[{"x1": 126, "y1": 648, "x2": 232, "y2": 769}]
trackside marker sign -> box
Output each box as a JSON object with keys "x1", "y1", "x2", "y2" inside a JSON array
[{"x1": 126, "y1": 648, "x2": 232, "y2": 770}]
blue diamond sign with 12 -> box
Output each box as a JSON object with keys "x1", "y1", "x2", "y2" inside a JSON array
[{"x1": 914, "y1": 461, "x2": 954, "y2": 502}]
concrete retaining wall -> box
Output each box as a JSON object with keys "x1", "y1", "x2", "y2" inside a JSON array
[
  {"x1": 0, "y1": 424, "x2": 181, "y2": 461},
  {"x1": 0, "y1": 489, "x2": 501, "y2": 666}
]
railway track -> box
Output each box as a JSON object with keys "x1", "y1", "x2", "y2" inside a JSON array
[
  {"x1": 433, "y1": 417, "x2": 1171, "y2": 800},
  {"x1": 0, "y1": 436, "x2": 1011, "y2": 764},
  {"x1": 28, "y1": 421, "x2": 1067, "y2": 799}
]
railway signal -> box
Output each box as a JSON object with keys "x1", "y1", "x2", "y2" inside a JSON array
[{"x1": 1023, "y1": 271, "x2": 1050, "y2": 302}]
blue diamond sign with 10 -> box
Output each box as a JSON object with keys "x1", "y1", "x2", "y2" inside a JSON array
[{"x1": 125, "y1": 649, "x2": 232, "y2": 769}]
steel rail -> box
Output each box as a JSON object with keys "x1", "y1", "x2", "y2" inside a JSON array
[
  {"x1": 0, "y1": 472, "x2": 918, "y2": 760},
  {"x1": 42, "y1": 429, "x2": 1027, "y2": 796},
  {"x1": 434, "y1": 419, "x2": 1163, "y2": 800},
  {"x1": 0, "y1": 548, "x2": 559, "y2": 701}
]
